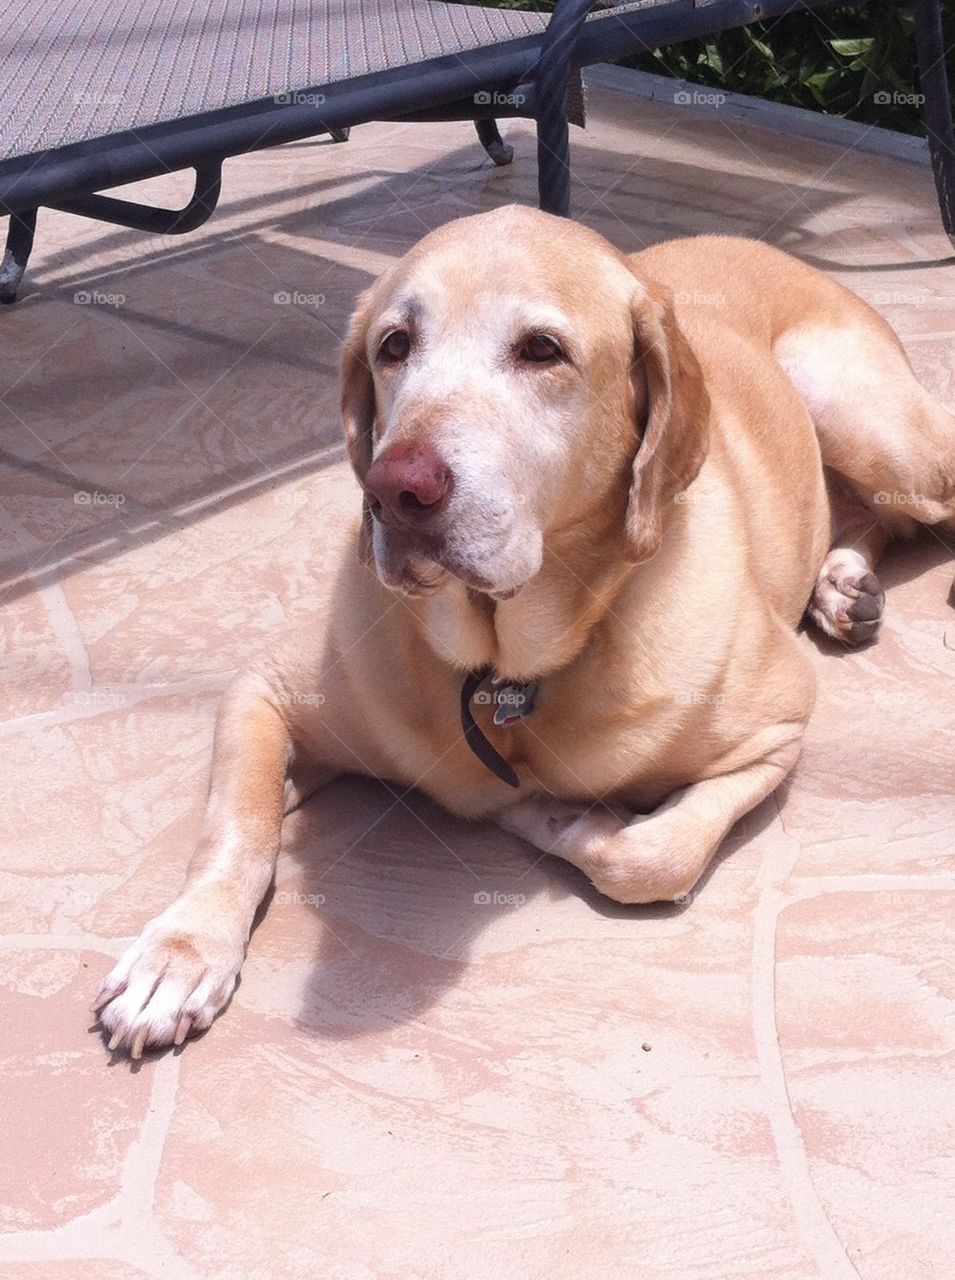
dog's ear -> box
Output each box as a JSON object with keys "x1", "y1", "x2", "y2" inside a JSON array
[
  {"x1": 341, "y1": 292, "x2": 377, "y2": 563},
  {"x1": 625, "y1": 279, "x2": 710, "y2": 563}
]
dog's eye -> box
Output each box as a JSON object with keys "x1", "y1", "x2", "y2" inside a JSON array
[
  {"x1": 519, "y1": 333, "x2": 563, "y2": 364},
  {"x1": 379, "y1": 329, "x2": 411, "y2": 363}
]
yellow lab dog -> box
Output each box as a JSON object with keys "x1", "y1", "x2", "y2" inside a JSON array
[{"x1": 95, "y1": 206, "x2": 955, "y2": 1056}]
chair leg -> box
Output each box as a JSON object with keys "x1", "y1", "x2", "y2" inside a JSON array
[
  {"x1": 914, "y1": 0, "x2": 955, "y2": 245},
  {"x1": 536, "y1": 105, "x2": 571, "y2": 216},
  {"x1": 474, "y1": 118, "x2": 514, "y2": 166},
  {"x1": 533, "y1": 0, "x2": 594, "y2": 216},
  {"x1": 0, "y1": 208, "x2": 38, "y2": 304}
]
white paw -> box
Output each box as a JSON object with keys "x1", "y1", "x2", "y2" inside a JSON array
[
  {"x1": 93, "y1": 909, "x2": 243, "y2": 1058},
  {"x1": 809, "y1": 551, "x2": 885, "y2": 646},
  {"x1": 585, "y1": 811, "x2": 706, "y2": 905}
]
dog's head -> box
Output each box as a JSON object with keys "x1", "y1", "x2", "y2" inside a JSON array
[{"x1": 342, "y1": 206, "x2": 709, "y2": 598}]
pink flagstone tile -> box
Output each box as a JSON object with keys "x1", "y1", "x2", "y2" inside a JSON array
[
  {"x1": 0, "y1": 694, "x2": 217, "y2": 908},
  {"x1": 776, "y1": 893, "x2": 955, "y2": 1280},
  {"x1": 0, "y1": 575, "x2": 74, "y2": 721},
  {"x1": 58, "y1": 463, "x2": 359, "y2": 686},
  {"x1": 0, "y1": 949, "x2": 152, "y2": 1230},
  {"x1": 0, "y1": 1266, "x2": 154, "y2": 1279}
]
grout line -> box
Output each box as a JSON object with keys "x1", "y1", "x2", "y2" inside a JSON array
[
  {"x1": 789, "y1": 873, "x2": 955, "y2": 897},
  {"x1": 751, "y1": 812, "x2": 862, "y2": 1280},
  {"x1": 0, "y1": 933, "x2": 134, "y2": 954},
  {"x1": 36, "y1": 573, "x2": 93, "y2": 693},
  {"x1": 0, "y1": 671, "x2": 233, "y2": 738}
]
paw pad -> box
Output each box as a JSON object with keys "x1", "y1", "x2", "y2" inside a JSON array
[{"x1": 810, "y1": 561, "x2": 885, "y2": 646}]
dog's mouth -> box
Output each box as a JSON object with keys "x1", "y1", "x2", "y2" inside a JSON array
[{"x1": 372, "y1": 523, "x2": 522, "y2": 600}]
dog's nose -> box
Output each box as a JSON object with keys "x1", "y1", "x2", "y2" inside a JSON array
[{"x1": 364, "y1": 441, "x2": 452, "y2": 528}]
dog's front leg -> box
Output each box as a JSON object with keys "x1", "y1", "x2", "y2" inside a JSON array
[
  {"x1": 94, "y1": 675, "x2": 310, "y2": 1057},
  {"x1": 497, "y1": 729, "x2": 803, "y2": 904}
]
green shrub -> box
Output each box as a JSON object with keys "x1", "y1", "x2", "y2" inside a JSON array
[{"x1": 453, "y1": 1, "x2": 951, "y2": 136}]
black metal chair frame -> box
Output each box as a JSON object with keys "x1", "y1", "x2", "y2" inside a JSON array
[{"x1": 1, "y1": 0, "x2": 952, "y2": 304}]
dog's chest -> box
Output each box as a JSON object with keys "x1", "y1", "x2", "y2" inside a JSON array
[{"x1": 446, "y1": 668, "x2": 694, "y2": 814}]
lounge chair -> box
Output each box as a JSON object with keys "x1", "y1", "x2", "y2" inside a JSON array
[{"x1": 1, "y1": 0, "x2": 952, "y2": 304}]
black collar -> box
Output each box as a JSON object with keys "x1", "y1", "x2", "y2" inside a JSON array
[{"x1": 459, "y1": 666, "x2": 520, "y2": 788}]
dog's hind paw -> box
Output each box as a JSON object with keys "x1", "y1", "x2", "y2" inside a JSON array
[{"x1": 809, "y1": 550, "x2": 885, "y2": 646}]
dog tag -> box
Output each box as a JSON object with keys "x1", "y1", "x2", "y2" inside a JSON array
[{"x1": 492, "y1": 681, "x2": 538, "y2": 727}]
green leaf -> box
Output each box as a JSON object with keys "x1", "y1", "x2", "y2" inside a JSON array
[
  {"x1": 829, "y1": 37, "x2": 875, "y2": 57},
  {"x1": 700, "y1": 45, "x2": 724, "y2": 76},
  {"x1": 804, "y1": 69, "x2": 840, "y2": 105},
  {"x1": 742, "y1": 28, "x2": 775, "y2": 60}
]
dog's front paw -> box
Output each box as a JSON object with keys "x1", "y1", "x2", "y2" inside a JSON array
[{"x1": 93, "y1": 909, "x2": 243, "y2": 1058}]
